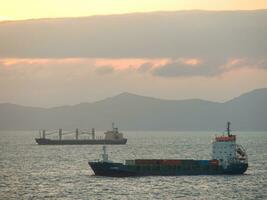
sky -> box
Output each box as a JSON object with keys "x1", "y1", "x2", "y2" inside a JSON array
[
  {"x1": 0, "y1": 1, "x2": 267, "y2": 107},
  {"x1": 1, "y1": 0, "x2": 267, "y2": 21}
]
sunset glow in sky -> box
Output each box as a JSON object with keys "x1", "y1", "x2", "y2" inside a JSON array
[
  {"x1": 1, "y1": 0, "x2": 267, "y2": 21},
  {"x1": 0, "y1": 1, "x2": 266, "y2": 107}
]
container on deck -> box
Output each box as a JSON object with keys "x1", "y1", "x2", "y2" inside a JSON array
[
  {"x1": 135, "y1": 159, "x2": 163, "y2": 165},
  {"x1": 181, "y1": 159, "x2": 197, "y2": 165},
  {"x1": 162, "y1": 160, "x2": 182, "y2": 166},
  {"x1": 197, "y1": 160, "x2": 209, "y2": 165},
  {"x1": 209, "y1": 159, "x2": 219, "y2": 166}
]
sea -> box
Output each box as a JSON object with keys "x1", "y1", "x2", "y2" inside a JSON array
[{"x1": 0, "y1": 131, "x2": 266, "y2": 200}]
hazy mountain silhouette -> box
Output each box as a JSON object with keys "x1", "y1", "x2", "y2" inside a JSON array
[{"x1": 0, "y1": 88, "x2": 266, "y2": 131}]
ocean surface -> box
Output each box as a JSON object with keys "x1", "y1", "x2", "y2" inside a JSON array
[{"x1": 0, "y1": 131, "x2": 266, "y2": 200}]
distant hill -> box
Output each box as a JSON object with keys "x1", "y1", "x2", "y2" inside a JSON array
[{"x1": 0, "y1": 88, "x2": 267, "y2": 131}]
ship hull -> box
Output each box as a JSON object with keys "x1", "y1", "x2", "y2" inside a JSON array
[
  {"x1": 88, "y1": 161, "x2": 248, "y2": 177},
  {"x1": 35, "y1": 138, "x2": 127, "y2": 145}
]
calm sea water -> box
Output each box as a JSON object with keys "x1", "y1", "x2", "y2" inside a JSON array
[{"x1": 0, "y1": 131, "x2": 266, "y2": 200}]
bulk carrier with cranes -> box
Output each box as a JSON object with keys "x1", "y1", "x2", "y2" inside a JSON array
[
  {"x1": 35, "y1": 123, "x2": 127, "y2": 145},
  {"x1": 89, "y1": 122, "x2": 248, "y2": 177}
]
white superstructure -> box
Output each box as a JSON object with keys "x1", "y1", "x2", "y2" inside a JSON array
[
  {"x1": 212, "y1": 122, "x2": 247, "y2": 168},
  {"x1": 104, "y1": 123, "x2": 124, "y2": 140}
]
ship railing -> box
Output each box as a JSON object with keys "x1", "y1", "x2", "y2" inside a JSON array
[
  {"x1": 45, "y1": 130, "x2": 58, "y2": 136},
  {"x1": 215, "y1": 135, "x2": 236, "y2": 142},
  {"x1": 80, "y1": 131, "x2": 92, "y2": 135},
  {"x1": 38, "y1": 128, "x2": 97, "y2": 139},
  {"x1": 62, "y1": 130, "x2": 75, "y2": 135},
  {"x1": 236, "y1": 144, "x2": 248, "y2": 163}
]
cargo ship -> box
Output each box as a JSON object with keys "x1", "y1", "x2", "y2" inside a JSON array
[
  {"x1": 89, "y1": 122, "x2": 248, "y2": 176},
  {"x1": 35, "y1": 123, "x2": 127, "y2": 145}
]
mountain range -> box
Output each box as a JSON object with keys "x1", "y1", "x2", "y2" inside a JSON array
[{"x1": 0, "y1": 88, "x2": 266, "y2": 131}]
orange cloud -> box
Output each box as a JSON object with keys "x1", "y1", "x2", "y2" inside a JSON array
[
  {"x1": 1, "y1": 57, "x2": 265, "y2": 78},
  {"x1": 0, "y1": 58, "x2": 170, "y2": 72},
  {"x1": 181, "y1": 58, "x2": 202, "y2": 66},
  {"x1": 0, "y1": 58, "x2": 90, "y2": 66},
  {"x1": 94, "y1": 58, "x2": 170, "y2": 70}
]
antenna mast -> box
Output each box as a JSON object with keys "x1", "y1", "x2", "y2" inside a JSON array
[{"x1": 227, "y1": 121, "x2": 231, "y2": 136}]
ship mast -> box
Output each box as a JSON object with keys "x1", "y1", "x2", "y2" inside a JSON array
[
  {"x1": 102, "y1": 145, "x2": 109, "y2": 162},
  {"x1": 227, "y1": 121, "x2": 231, "y2": 136},
  {"x1": 112, "y1": 122, "x2": 115, "y2": 131}
]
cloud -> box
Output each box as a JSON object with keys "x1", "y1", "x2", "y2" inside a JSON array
[
  {"x1": 95, "y1": 66, "x2": 114, "y2": 74},
  {"x1": 0, "y1": 57, "x2": 168, "y2": 71},
  {"x1": 0, "y1": 10, "x2": 266, "y2": 60},
  {"x1": 0, "y1": 57, "x2": 267, "y2": 107},
  {"x1": 222, "y1": 58, "x2": 267, "y2": 71},
  {"x1": 152, "y1": 58, "x2": 221, "y2": 77},
  {"x1": 1, "y1": 57, "x2": 266, "y2": 79},
  {"x1": 137, "y1": 62, "x2": 154, "y2": 72},
  {"x1": 152, "y1": 58, "x2": 267, "y2": 77}
]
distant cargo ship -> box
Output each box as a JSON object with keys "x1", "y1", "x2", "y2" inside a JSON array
[
  {"x1": 89, "y1": 122, "x2": 248, "y2": 177},
  {"x1": 35, "y1": 123, "x2": 127, "y2": 145}
]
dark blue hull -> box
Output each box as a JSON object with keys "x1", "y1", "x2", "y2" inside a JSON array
[{"x1": 88, "y1": 161, "x2": 248, "y2": 177}]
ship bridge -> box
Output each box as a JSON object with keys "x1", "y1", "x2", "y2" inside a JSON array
[{"x1": 212, "y1": 122, "x2": 247, "y2": 168}]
